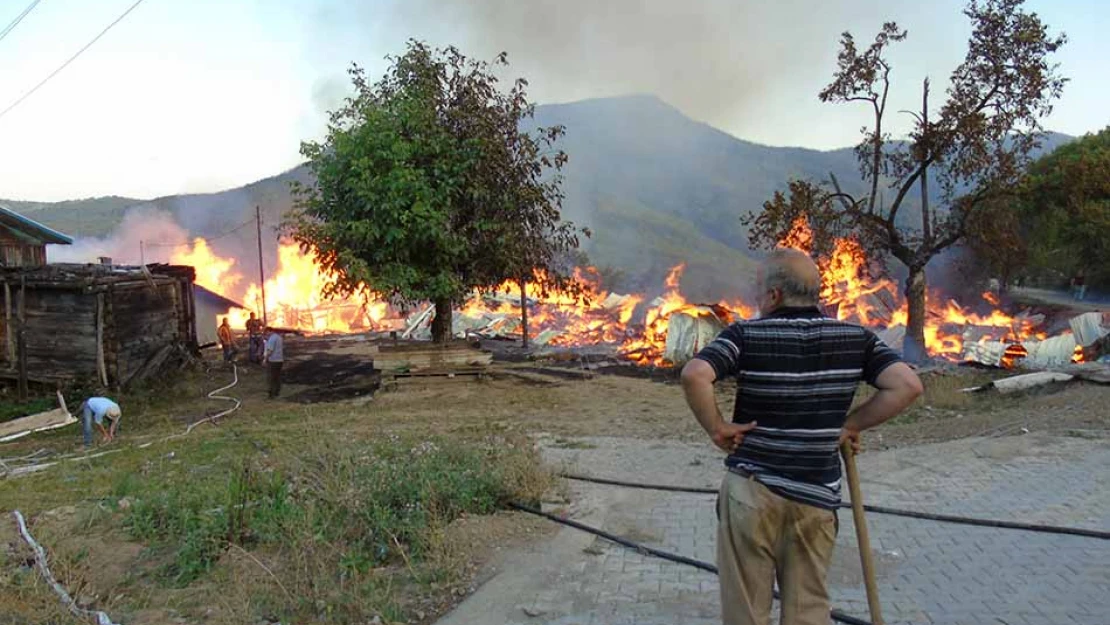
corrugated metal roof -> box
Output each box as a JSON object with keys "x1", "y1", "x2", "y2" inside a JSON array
[
  {"x1": 0, "y1": 204, "x2": 74, "y2": 245},
  {"x1": 194, "y1": 284, "x2": 245, "y2": 311}
]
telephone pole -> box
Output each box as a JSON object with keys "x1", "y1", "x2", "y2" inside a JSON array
[{"x1": 256, "y1": 205, "x2": 268, "y2": 326}]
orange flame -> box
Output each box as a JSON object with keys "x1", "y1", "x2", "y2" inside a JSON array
[
  {"x1": 171, "y1": 239, "x2": 399, "y2": 334},
  {"x1": 169, "y1": 213, "x2": 1055, "y2": 368},
  {"x1": 777, "y1": 216, "x2": 1043, "y2": 364}
]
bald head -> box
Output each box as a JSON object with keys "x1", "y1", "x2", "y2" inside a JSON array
[{"x1": 760, "y1": 249, "x2": 821, "y2": 311}]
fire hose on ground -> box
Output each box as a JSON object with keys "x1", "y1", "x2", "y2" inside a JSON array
[
  {"x1": 507, "y1": 502, "x2": 874, "y2": 625},
  {"x1": 556, "y1": 472, "x2": 1110, "y2": 541},
  {"x1": 7, "y1": 366, "x2": 242, "y2": 625},
  {"x1": 12, "y1": 510, "x2": 120, "y2": 625}
]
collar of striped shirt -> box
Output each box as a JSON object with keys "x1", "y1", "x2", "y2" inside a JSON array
[{"x1": 761, "y1": 305, "x2": 823, "y2": 320}]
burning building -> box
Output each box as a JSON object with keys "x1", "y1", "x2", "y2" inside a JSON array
[{"x1": 159, "y1": 214, "x2": 1102, "y2": 371}]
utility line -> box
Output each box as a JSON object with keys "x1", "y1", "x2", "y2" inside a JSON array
[
  {"x1": 142, "y1": 218, "x2": 256, "y2": 249},
  {"x1": 0, "y1": 0, "x2": 43, "y2": 44},
  {"x1": 0, "y1": 0, "x2": 146, "y2": 122}
]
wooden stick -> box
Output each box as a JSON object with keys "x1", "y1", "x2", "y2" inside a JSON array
[{"x1": 841, "y1": 440, "x2": 884, "y2": 625}]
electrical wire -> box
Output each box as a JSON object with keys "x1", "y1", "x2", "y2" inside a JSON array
[
  {"x1": 0, "y1": 0, "x2": 146, "y2": 122},
  {"x1": 142, "y1": 218, "x2": 256, "y2": 249},
  {"x1": 558, "y1": 473, "x2": 1110, "y2": 541},
  {"x1": 0, "y1": 0, "x2": 43, "y2": 44},
  {"x1": 508, "y1": 502, "x2": 873, "y2": 625}
]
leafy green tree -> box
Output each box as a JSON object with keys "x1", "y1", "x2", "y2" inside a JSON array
[
  {"x1": 745, "y1": 0, "x2": 1065, "y2": 362},
  {"x1": 288, "y1": 42, "x2": 584, "y2": 343},
  {"x1": 1020, "y1": 126, "x2": 1110, "y2": 287}
]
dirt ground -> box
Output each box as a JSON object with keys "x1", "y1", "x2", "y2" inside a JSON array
[{"x1": 1, "y1": 343, "x2": 1108, "y2": 625}]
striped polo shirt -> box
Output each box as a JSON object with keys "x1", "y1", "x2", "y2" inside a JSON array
[{"x1": 693, "y1": 306, "x2": 901, "y2": 509}]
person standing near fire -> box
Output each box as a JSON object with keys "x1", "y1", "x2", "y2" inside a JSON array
[
  {"x1": 681, "y1": 249, "x2": 923, "y2": 625},
  {"x1": 246, "y1": 312, "x2": 264, "y2": 363},
  {"x1": 263, "y1": 327, "x2": 284, "y2": 398},
  {"x1": 217, "y1": 318, "x2": 236, "y2": 363}
]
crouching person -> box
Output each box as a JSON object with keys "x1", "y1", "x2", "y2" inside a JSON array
[{"x1": 80, "y1": 396, "x2": 121, "y2": 447}]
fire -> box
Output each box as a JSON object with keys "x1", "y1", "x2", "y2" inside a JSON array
[
  {"x1": 458, "y1": 267, "x2": 644, "y2": 346},
  {"x1": 171, "y1": 239, "x2": 399, "y2": 334},
  {"x1": 619, "y1": 265, "x2": 754, "y2": 366},
  {"x1": 778, "y1": 216, "x2": 1044, "y2": 364},
  {"x1": 168, "y1": 212, "x2": 1066, "y2": 370},
  {"x1": 172, "y1": 238, "x2": 241, "y2": 294}
]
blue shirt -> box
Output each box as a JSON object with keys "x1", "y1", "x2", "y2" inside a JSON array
[
  {"x1": 84, "y1": 397, "x2": 120, "y2": 424},
  {"x1": 265, "y1": 333, "x2": 284, "y2": 362}
]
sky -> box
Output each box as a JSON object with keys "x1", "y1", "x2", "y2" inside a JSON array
[{"x1": 0, "y1": 0, "x2": 1105, "y2": 202}]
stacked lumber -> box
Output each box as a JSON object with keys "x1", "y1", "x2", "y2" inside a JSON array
[{"x1": 374, "y1": 342, "x2": 493, "y2": 377}]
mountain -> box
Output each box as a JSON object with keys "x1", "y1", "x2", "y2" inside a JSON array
[{"x1": 1, "y1": 95, "x2": 1074, "y2": 301}]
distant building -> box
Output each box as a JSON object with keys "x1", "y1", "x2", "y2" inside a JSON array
[
  {"x1": 194, "y1": 285, "x2": 245, "y2": 345},
  {"x1": 0, "y1": 204, "x2": 73, "y2": 267}
]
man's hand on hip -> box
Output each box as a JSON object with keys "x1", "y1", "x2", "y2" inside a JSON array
[{"x1": 712, "y1": 421, "x2": 756, "y2": 454}]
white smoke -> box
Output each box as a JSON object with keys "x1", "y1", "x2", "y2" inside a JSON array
[{"x1": 47, "y1": 207, "x2": 191, "y2": 265}]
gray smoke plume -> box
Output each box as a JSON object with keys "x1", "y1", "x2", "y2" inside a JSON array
[
  {"x1": 304, "y1": 0, "x2": 956, "y2": 145},
  {"x1": 47, "y1": 208, "x2": 190, "y2": 265}
]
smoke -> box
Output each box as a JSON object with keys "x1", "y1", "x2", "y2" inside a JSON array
[
  {"x1": 47, "y1": 208, "x2": 190, "y2": 265},
  {"x1": 306, "y1": 0, "x2": 947, "y2": 145}
]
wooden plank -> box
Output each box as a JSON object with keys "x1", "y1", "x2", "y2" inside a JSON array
[
  {"x1": 374, "y1": 345, "x2": 493, "y2": 372},
  {"x1": 123, "y1": 343, "x2": 174, "y2": 388},
  {"x1": 96, "y1": 293, "x2": 107, "y2": 387},
  {"x1": 4, "y1": 281, "x2": 11, "y2": 366},
  {"x1": 17, "y1": 275, "x2": 27, "y2": 400}
]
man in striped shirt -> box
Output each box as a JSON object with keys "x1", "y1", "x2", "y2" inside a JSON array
[{"x1": 681, "y1": 249, "x2": 922, "y2": 625}]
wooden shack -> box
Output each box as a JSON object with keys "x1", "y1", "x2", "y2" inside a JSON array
[
  {"x1": 0, "y1": 204, "x2": 73, "y2": 268},
  {"x1": 0, "y1": 263, "x2": 197, "y2": 389}
]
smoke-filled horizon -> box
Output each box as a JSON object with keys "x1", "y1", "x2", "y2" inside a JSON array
[{"x1": 3, "y1": 0, "x2": 1101, "y2": 202}]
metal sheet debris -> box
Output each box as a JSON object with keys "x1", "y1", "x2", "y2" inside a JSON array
[
  {"x1": 962, "y1": 371, "x2": 1075, "y2": 394},
  {"x1": 1070, "y1": 312, "x2": 1110, "y2": 347},
  {"x1": 662, "y1": 308, "x2": 727, "y2": 365}
]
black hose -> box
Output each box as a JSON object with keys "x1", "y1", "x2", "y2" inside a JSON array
[
  {"x1": 561, "y1": 472, "x2": 718, "y2": 494},
  {"x1": 558, "y1": 473, "x2": 1110, "y2": 541},
  {"x1": 509, "y1": 502, "x2": 873, "y2": 625}
]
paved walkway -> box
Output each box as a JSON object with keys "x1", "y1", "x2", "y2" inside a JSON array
[{"x1": 439, "y1": 432, "x2": 1110, "y2": 625}]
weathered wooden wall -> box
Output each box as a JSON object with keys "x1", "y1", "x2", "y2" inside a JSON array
[
  {"x1": 0, "y1": 267, "x2": 197, "y2": 388},
  {"x1": 0, "y1": 231, "x2": 46, "y2": 268},
  {"x1": 106, "y1": 281, "x2": 183, "y2": 386},
  {"x1": 0, "y1": 286, "x2": 98, "y2": 381}
]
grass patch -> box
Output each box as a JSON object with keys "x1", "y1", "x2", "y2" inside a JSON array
[
  {"x1": 111, "y1": 433, "x2": 550, "y2": 623},
  {"x1": 0, "y1": 396, "x2": 56, "y2": 423}
]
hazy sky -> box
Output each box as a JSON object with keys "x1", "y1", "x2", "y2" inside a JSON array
[{"x1": 0, "y1": 0, "x2": 1105, "y2": 202}]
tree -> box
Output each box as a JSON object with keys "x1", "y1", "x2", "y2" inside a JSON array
[
  {"x1": 1017, "y1": 126, "x2": 1110, "y2": 287},
  {"x1": 288, "y1": 41, "x2": 584, "y2": 343},
  {"x1": 745, "y1": 0, "x2": 1065, "y2": 362}
]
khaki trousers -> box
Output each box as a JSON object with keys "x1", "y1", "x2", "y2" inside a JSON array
[{"x1": 717, "y1": 471, "x2": 838, "y2": 625}]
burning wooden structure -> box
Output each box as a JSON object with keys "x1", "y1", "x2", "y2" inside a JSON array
[{"x1": 0, "y1": 263, "x2": 197, "y2": 389}]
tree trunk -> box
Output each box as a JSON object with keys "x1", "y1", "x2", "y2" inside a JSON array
[
  {"x1": 903, "y1": 267, "x2": 928, "y2": 364},
  {"x1": 430, "y1": 297, "x2": 453, "y2": 344},
  {"x1": 519, "y1": 277, "x2": 529, "y2": 349}
]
